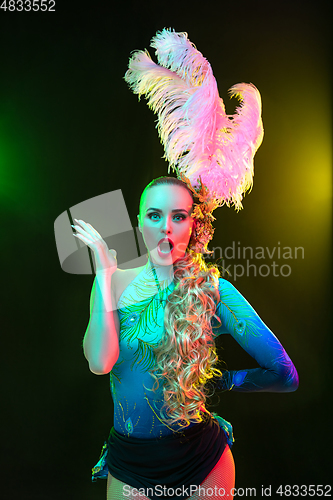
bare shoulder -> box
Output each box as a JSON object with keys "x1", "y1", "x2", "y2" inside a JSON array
[{"x1": 111, "y1": 265, "x2": 146, "y2": 305}]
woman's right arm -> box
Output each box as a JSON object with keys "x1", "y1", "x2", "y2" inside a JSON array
[
  {"x1": 72, "y1": 219, "x2": 120, "y2": 375},
  {"x1": 83, "y1": 269, "x2": 120, "y2": 375}
]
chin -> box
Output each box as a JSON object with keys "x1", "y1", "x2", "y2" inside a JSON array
[
  {"x1": 149, "y1": 250, "x2": 173, "y2": 266},
  {"x1": 151, "y1": 249, "x2": 187, "y2": 267}
]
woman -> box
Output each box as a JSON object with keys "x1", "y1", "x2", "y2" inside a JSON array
[{"x1": 73, "y1": 176, "x2": 298, "y2": 500}]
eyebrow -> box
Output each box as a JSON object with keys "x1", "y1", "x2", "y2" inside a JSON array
[{"x1": 146, "y1": 207, "x2": 190, "y2": 214}]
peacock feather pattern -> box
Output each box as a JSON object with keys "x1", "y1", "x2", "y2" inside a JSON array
[
  {"x1": 215, "y1": 280, "x2": 264, "y2": 346},
  {"x1": 112, "y1": 279, "x2": 175, "y2": 377},
  {"x1": 130, "y1": 338, "x2": 160, "y2": 372}
]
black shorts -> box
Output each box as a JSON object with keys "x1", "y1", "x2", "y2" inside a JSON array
[{"x1": 106, "y1": 412, "x2": 228, "y2": 500}]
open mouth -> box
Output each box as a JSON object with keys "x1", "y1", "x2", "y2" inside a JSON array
[{"x1": 157, "y1": 238, "x2": 174, "y2": 255}]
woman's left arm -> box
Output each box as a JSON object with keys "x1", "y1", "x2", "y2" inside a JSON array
[{"x1": 213, "y1": 279, "x2": 299, "y2": 393}]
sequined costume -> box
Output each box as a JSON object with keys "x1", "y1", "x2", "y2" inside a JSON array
[{"x1": 92, "y1": 267, "x2": 298, "y2": 496}]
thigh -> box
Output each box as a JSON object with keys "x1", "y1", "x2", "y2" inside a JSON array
[
  {"x1": 107, "y1": 473, "x2": 150, "y2": 500},
  {"x1": 187, "y1": 444, "x2": 235, "y2": 500}
]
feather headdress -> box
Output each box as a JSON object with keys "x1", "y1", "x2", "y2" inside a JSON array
[{"x1": 124, "y1": 28, "x2": 264, "y2": 211}]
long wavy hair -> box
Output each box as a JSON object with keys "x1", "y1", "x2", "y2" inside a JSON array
[{"x1": 140, "y1": 177, "x2": 222, "y2": 427}]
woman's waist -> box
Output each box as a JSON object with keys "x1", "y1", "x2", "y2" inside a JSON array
[
  {"x1": 113, "y1": 397, "x2": 209, "y2": 438},
  {"x1": 113, "y1": 404, "x2": 194, "y2": 438},
  {"x1": 113, "y1": 404, "x2": 235, "y2": 448},
  {"x1": 110, "y1": 412, "x2": 226, "y2": 449}
]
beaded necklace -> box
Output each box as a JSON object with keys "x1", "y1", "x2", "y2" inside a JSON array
[{"x1": 150, "y1": 262, "x2": 162, "y2": 293}]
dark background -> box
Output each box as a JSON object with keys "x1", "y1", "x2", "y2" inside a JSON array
[{"x1": 1, "y1": 1, "x2": 331, "y2": 498}]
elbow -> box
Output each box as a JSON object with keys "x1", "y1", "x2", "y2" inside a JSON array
[
  {"x1": 89, "y1": 365, "x2": 108, "y2": 375},
  {"x1": 89, "y1": 365, "x2": 112, "y2": 375},
  {"x1": 288, "y1": 372, "x2": 299, "y2": 392},
  {"x1": 86, "y1": 348, "x2": 120, "y2": 376},
  {"x1": 279, "y1": 367, "x2": 299, "y2": 392},
  {"x1": 88, "y1": 357, "x2": 118, "y2": 375}
]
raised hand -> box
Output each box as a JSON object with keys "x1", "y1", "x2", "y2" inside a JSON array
[{"x1": 72, "y1": 219, "x2": 117, "y2": 274}]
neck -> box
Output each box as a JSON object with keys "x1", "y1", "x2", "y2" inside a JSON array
[{"x1": 145, "y1": 259, "x2": 174, "y2": 285}]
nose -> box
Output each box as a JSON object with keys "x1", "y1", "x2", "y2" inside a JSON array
[{"x1": 161, "y1": 216, "x2": 172, "y2": 234}]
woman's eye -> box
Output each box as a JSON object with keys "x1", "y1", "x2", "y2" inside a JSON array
[
  {"x1": 148, "y1": 213, "x2": 160, "y2": 220},
  {"x1": 173, "y1": 214, "x2": 187, "y2": 221}
]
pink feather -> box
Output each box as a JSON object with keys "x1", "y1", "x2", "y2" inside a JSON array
[{"x1": 124, "y1": 29, "x2": 264, "y2": 210}]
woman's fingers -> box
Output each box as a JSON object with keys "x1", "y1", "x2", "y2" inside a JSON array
[
  {"x1": 72, "y1": 220, "x2": 108, "y2": 254},
  {"x1": 74, "y1": 219, "x2": 102, "y2": 239},
  {"x1": 71, "y1": 220, "x2": 117, "y2": 273},
  {"x1": 73, "y1": 232, "x2": 92, "y2": 245},
  {"x1": 82, "y1": 221, "x2": 102, "y2": 238},
  {"x1": 72, "y1": 227, "x2": 96, "y2": 247},
  {"x1": 72, "y1": 222, "x2": 102, "y2": 245},
  {"x1": 72, "y1": 224, "x2": 92, "y2": 238}
]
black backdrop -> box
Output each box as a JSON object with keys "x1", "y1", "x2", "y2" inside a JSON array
[{"x1": 1, "y1": 1, "x2": 332, "y2": 499}]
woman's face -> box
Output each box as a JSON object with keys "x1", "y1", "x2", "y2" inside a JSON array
[{"x1": 138, "y1": 184, "x2": 194, "y2": 266}]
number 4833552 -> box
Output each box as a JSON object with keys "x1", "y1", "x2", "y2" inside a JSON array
[{"x1": 0, "y1": 1, "x2": 55, "y2": 11}]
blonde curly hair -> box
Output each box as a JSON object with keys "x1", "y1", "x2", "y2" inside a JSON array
[{"x1": 140, "y1": 177, "x2": 223, "y2": 428}]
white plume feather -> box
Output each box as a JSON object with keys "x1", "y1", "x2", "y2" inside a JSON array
[{"x1": 124, "y1": 29, "x2": 264, "y2": 209}]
